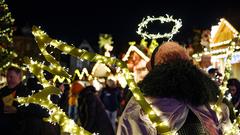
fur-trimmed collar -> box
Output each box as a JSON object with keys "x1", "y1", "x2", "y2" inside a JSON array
[{"x1": 140, "y1": 59, "x2": 219, "y2": 106}]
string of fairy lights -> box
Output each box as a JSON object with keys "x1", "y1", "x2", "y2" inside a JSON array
[{"x1": 137, "y1": 14, "x2": 182, "y2": 40}]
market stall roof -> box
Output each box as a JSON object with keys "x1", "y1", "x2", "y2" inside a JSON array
[
  {"x1": 210, "y1": 18, "x2": 239, "y2": 48},
  {"x1": 122, "y1": 45, "x2": 150, "y2": 62}
]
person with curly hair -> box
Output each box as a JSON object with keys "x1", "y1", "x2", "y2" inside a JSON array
[{"x1": 117, "y1": 42, "x2": 232, "y2": 135}]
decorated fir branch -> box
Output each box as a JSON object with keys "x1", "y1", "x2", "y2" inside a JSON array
[
  {"x1": 16, "y1": 86, "x2": 92, "y2": 135},
  {"x1": 27, "y1": 26, "x2": 171, "y2": 134},
  {"x1": 0, "y1": 0, "x2": 15, "y2": 45},
  {"x1": 22, "y1": 58, "x2": 93, "y2": 135}
]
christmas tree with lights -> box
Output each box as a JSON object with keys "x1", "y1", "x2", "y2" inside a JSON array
[{"x1": 0, "y1": 0, "x2": 15, "y2": 46}]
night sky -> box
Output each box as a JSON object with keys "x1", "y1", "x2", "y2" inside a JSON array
[{"x1": 6, "y1": 0, "x2": 240, "y2": 54}]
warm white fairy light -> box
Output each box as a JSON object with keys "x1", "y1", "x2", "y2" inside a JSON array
[
  {"x1": 210, "y1": 40, "x2": 232, "y2": 48},
  {"x1": 72, "y1": 68, "x2": 89, "y2": 80},
  {"x1": 137, "y1": 14, "x2": 182, "y2": 40},
  {"x1": 53, "y1": 75, "x2": 71, "y2": 84},
  {"x1": 16, "y1": 86, "x2": 92, "y2": 135}
]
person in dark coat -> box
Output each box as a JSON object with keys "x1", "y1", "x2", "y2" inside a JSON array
[
  {"x1": 77, "y1": 85, "x2": 115, "y2": 135},
  {"x1": 0, "y1": 66, "x2": 58, "y2": 135},
  {"x1": 0, "y1": 66, "x2": 28, "y2": 135},
  {"x1": 100, "y1": 79, "x2": 121, "y2": 131}
]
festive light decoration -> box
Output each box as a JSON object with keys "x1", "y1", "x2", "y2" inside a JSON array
[
  {"x1": 122, "y1": 45, "x2": 150, "y2": 62},
  {"x1": 17, "y1": 26, "x2": 171, "y2": 134},
  {"x1": 98, "y1": 34, "x2": 113, "y2": 49},
  {"x1": 16, "y1": 86, "x2": 92, "y2": 135},
  {"x1": 52, "y1": 68, "x2": 91, "y2": 85},
  {"x1": 72, "y1": 68, "x2": 89, "y2": 81},
  {"x1": 148, "y1": 39, "x2": 159, "y2": 56},
  {"x1": 98, "y1": 34, "x2": 114, "y2": 57},
  {"x1": 215, "y1": 40, "x2": 236, "y2": 105},
  {"x1": 220, "y1": 18, "x2": 238, "y2": 37},
  {"x1": 210, "y1": 18, "x2": 239, "y2": 48},
  {"x1": 53, "y1": 75, "x2": 71, "y2": 84},
  {"x1": 211, "y1": 37, "x2": 240, "y2": 134},
  {"x1": 0, "y1": 46, "x2": 18, "y2": 71},
  {"x1": 193, "y1": 32, "x2": 240, "y2": 134},
  {"x1": 210, "y1": 39, "x2": 232, "y2": 48},
  {"x1": 140, "y1": 38, "x2": 148, "y2": 48},
  {"x1": 0, "y1": 0, "x2": 15, "y2": 44},
  {"x1": 137, "y1": 14, "x2": 182, "y2": 40}
]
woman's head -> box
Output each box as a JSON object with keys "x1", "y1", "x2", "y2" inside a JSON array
[
  {"x1": 227, "y1": 78, "x2": 240, "y2": 97},
  {"x1": 146, "y1": 42, "x2": 190, "y2": 71}
]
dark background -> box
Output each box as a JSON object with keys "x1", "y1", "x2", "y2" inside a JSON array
[{"x1": 6, "y1": 0, "x2": 240, "y2": 54}]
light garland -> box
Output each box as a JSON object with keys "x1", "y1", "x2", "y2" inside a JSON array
[
  {"x1": 16, "y1": 86, "x2": 92, "y2": 135},
  {"x1": 17, "y1": 26, "x2": 172, "y2": 134},
  {"x1": 137, "y1": 14, "x2": 182, "y2": 40},
  {"x1": 53, "y1": 75, "x2": 71, "y2": 84},
  {"x1": 210, "y1": 39, "x2": 232, "y2": 48},
  {"x1": 72, "y1": 68, "x2": 89, "y2": 81}
]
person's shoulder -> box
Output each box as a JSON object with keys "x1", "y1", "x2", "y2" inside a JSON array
[
  {"x1": 0, "y1": 86, "x2": 8, "y2": 91},
  {"x1": 17, "y1": 83, "x2": 31, "y2": 96},
  {"x1": 0, "y1": 86, "x2": 9, "y2": 97}
]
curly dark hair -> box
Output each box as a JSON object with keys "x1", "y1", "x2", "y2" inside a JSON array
[{"x1": 140, "y1": 59, "x2": 219, "y2": 106}]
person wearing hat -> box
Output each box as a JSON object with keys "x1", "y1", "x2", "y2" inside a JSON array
[{"x1": 117, "y1": 42, "x2": 233, "y2": 135}]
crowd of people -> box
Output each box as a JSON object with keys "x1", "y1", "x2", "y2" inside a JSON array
[{"x1": 1, "y1": 41, "x2": 240, "y2": 135}]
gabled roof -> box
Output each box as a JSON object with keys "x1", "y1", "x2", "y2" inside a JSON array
[
  {"x1": 210, "y1": 18, "x2": 238, "y2": 48},
  {"x1": 122, "y1": 46, "x2": 150, "y2": 62},
  {"x1": 78, "y1": 40, "x2": 94, "y2": 53}
]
